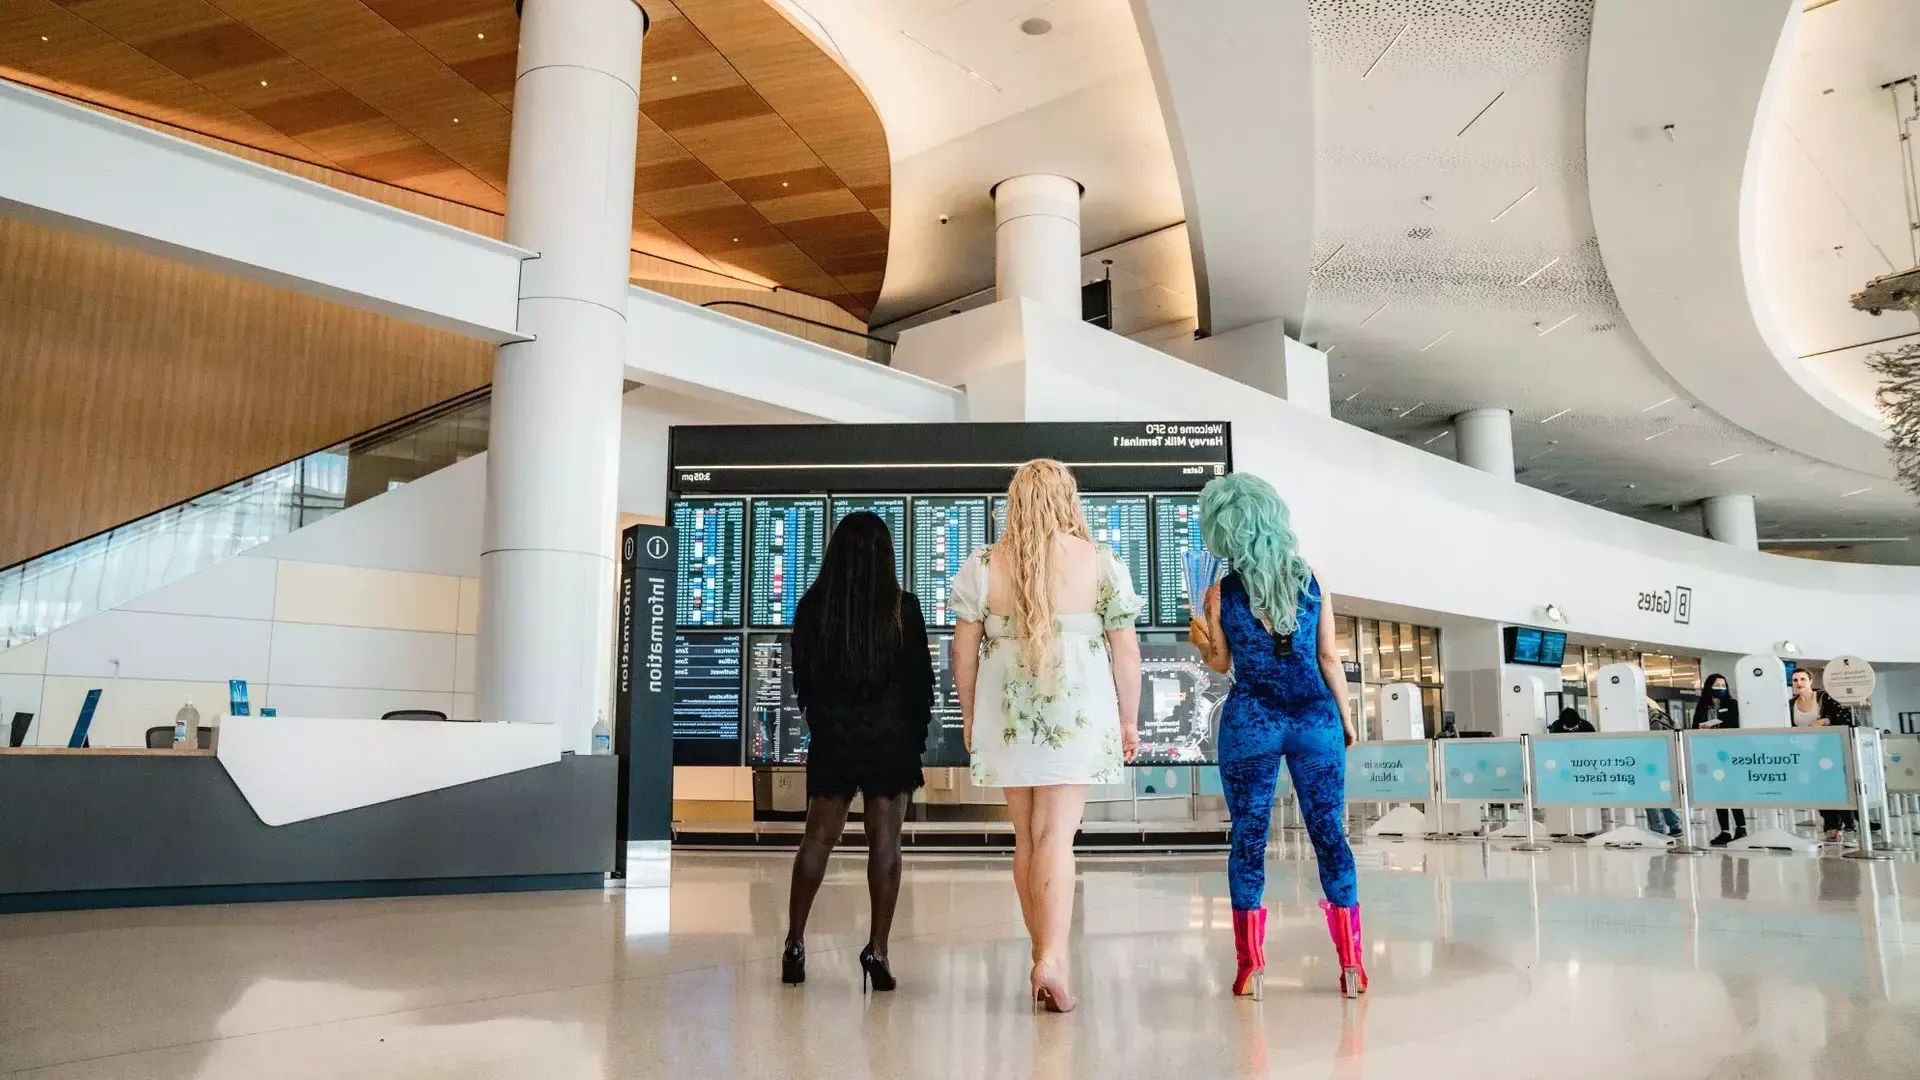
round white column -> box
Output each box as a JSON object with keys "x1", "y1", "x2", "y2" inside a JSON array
[
  {"x1": 993, "y1": 174, "x2": 1082, "y2": 317},
  {"x1": 1452, "y1": 407, "x2": 1515, "y2": 481},
  {"x1": 477, "y1": 0, "x2": 645, "y2": 751},
  {"x1": 1700, "y1": 494, "x2": 1759, "y2": 550}
]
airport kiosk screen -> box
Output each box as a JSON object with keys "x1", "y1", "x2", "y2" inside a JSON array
[{"x1": 672, "y1": 633, "x2": 743, "y2": 765}]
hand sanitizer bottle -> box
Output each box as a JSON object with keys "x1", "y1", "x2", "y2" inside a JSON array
[
  {"x1": 591, "y1": 710, "x2": 612, "y2": 755},
  {"x1": 174, "y1": 699, "x2": 200, "y2": 750}
]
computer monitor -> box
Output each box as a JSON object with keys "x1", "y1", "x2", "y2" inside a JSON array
[
  {"x1": 67, "y1": 688, "x2": 102, "y2": 749},
  {"x1": 8, "y1": 711, "x2": 32, "y2": 748},
  {"x1": 748, "y1": 497, "x2": 827, "y2": 627},
  {"x1": 672, "y1": 498, "x2": 745, "y2": 628},
  {"x1": 910, "y1": 497, "x2": 989, "y2": 626}
]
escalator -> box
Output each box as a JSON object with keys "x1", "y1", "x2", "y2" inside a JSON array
[{"x1": 0, "y1": 388, "x2": 491, "y2": 651}]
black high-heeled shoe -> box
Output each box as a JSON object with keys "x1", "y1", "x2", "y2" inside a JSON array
[
  {"x1": 859, "y1": 945, "x2": 895, "y2": 992},
  {"x1": 781, "y1": 941, "x2": 805, "y2": 986}
]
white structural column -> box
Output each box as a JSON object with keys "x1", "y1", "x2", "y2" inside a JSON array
[
  {"x1": 993, "y1": 174, "x2": 1082, "y2": 318},
  {"x1": 1700, "y1": 494, "x2": 1759, "y2": 550},
  {"x1": 477, "y1": 0, "x2": 646, "y2": 751},
  {"x1": 1452, "y1": 407, "x2": 1515, "y2": 481}
]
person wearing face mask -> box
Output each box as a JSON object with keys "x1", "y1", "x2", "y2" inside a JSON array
[{"x1": 1693, "y1": 674, "x2": 1745, "y2": 845}]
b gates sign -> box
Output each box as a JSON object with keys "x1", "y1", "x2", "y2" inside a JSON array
[{"x1": 1635, "y1": 585, "x2": 1692, "y2": 625}]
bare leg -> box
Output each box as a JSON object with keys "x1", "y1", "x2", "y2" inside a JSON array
[
  {"x1": 785, "y1": 794, "x2": 851, "y2": 946},
  {"x1": 1004, "y1": 786, "x2": 1040, "y2": 958},
  {"x1": 1028, "y1": 784, "x2": 1089, "y2": 1000},
  {"x1": 862, "y1": 794, "x2": 908, "y2": 956}
]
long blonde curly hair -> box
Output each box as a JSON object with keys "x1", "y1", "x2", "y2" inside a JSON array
[{"x1": 996, "y1": 459, "x2": 1091, "y2": 682}]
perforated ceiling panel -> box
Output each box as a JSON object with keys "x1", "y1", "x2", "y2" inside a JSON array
[{"x1": 1299, "y1": 0, "x2": 1920, "y2": 560}]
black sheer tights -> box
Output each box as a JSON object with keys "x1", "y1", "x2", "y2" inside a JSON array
[{"x1": 785, "y1": 793, "x2": 908, "y2": 956}]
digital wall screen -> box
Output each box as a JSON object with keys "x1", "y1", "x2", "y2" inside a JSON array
[{"x1": 667, "y1": 422, "x2": 1232, "y2": 767}]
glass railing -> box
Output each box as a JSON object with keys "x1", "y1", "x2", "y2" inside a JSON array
[
  {"x1": 0, "y1": 389, "x2": 491, "y2": 651},
  {"x1": 700, "y1": 301, "x2": 894, "y2": 365}
]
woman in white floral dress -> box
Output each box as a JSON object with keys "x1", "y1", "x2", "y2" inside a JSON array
[{"x1": 951, "y1": 459, "x2": 1143, "y2": 1013}]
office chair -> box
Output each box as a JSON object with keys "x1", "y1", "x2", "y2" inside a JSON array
[{"x1": 382, "y1": 709, "x2": 449, "y2": 722}]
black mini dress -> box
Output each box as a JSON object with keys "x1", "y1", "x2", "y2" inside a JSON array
[{"x1": 791, "y1": 592, "x2": 933, "y2": 800}]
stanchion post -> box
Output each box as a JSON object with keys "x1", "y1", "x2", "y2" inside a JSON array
[
  {"x1": 1844, "y1": 728, "x2": 1892, "y2": 862},
  {"x1": 1670, "y1": 731, "x2": 1707, "y2": 856},
  {"x1": 1513, "y1": 733, "x2": 1550, "y2": 853}
]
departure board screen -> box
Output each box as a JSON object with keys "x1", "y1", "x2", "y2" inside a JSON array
[
  {"x1": 673, "y1": 499, "x2": 744, "y2": 627},
  {"x1": 911, "y1": 497, "x2": 988, "y2": 626},
  {"x1": 745, "y1": 634, "x2": 808, "y2": 765},
  {"x1": 1134, "y1": 639, "x2": 1228, "y2": 764},
  {"x1": 672, "y1": 633, "x2": 742, "y2": 765},
  {"x1": 922, "y1": 633, "x2": 967, "y2": 767},
  {"x1": 1081, "y1": 495, "x2": 1150, "y2": 622},
  {"x1": 749, "y1": 498, "x2": 827, "y2": 626},
  {"x1": 1152, "y1": 495, "x2": 1205, "y2": 626},
  {"x1": 831, "y1": 496, "x2": 907, "y2": 580},
  {"x1": 990, "y1": 496, "x2": 1007, "y2": 539}
]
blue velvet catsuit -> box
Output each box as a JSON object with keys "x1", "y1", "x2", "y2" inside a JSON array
[{"x1": 1217, "y1": 572, "x2": 1358, "y2": 911}]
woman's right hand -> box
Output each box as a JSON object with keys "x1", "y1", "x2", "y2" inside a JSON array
[{"x1": 963, "y1": 721, "x2": 973, "y2": 753}]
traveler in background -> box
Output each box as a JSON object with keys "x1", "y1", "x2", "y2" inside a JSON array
[
  {"x1": 781, "y1": 512, "x2": 933, "y2": 993},
  {"x1": 1789, "y1": 669, "x2": 1857, "y2": 840},
  {"x1": 1549, "y1": 707, "x2": 1593, "y2": 734},
  {"x1": 951, "y1": 459, "x2": 1143, "y2": 1013},
  {"x1": 1695, "y1": 673, "x2": 1746, "y2": 845},
  {"x1": 1190, "y1": 472, "x2": 1366, "y2": 1001}
]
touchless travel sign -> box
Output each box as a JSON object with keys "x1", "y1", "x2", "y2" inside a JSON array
[{"x1": 1686, "y1": 730, "x2": 1853, "y2": 808}]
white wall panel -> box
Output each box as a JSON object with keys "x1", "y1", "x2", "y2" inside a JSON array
[
  {"x1": 0, "y1": 634, "x2": 48, "y2": 676},
  {"x1": 267, "y1": 623, "x2": 457, "y2": 693},
  {"x1": 452, "y1": 692, "x2": 476, "y2": 720},
  {"x1": 454, "y1": 634, "x2": 477, "y2": 694},
  {"x1": 263, "y1": 685, "x2": 456, "y2": 721},
  {"x1": 117, "y1": 554, "x2": 278, "y2": 621},
  {"x1": 456, "y1": 578, "x2": 481, "y2": 635},
  {"x1": 44, "y1": 610, "x2": 271, "y2": 683},
  {"x1": 39, "y1": 676, "x2": 229, "y2": 748},
  {"x1": 272, "y1": 561, "x2": 461, "y2": 633}
]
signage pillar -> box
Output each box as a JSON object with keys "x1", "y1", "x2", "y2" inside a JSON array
[{"x1": 615, "y1": 524, "x2": 676, "y2": 877}]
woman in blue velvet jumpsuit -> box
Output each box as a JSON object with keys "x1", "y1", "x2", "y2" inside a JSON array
[{"x1": 1190, "y1": 472, "x2": 1366, "y2": 999}]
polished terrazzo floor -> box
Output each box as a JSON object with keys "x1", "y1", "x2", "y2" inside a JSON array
[{"x1": 1, "y1": 836, "x2": 1915, "y2": 1079}]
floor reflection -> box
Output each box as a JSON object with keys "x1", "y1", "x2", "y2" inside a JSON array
[{"x1": 0, "y1": 840, "x2": 1913, "y2": 1078}]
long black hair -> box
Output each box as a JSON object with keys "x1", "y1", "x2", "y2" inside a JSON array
[{"x1": 793, "y1": 511, "x2": 902, "y2": 698}]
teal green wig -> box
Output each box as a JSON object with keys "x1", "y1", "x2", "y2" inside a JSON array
[{"x1": 1199, "y1": 472, "x2": 1312, "y2": 634}]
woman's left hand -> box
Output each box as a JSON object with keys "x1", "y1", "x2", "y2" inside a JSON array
[
  {"x1": 1121, "y1": 724, "x2": 1139, "y2": 763},
  {"x1": 1343, "y1": 721, "x2": 1358, "y2": 748}
]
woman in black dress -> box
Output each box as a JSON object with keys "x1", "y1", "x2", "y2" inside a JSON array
[{"x1": 782, "y1": 511, "x2": 932, "y2": 992}]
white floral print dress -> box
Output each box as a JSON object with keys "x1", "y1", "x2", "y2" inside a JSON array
[{"x1": 950, "y1": 544, "x2": 1144, "y2": 788}]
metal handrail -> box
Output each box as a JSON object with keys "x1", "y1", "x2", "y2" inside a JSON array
[
  {"x1": 699, "y1": 301, "x2": 892, "y2": 352},
  {"x1": 2, "y1": 384, "x2": 493, "y2": 574}
]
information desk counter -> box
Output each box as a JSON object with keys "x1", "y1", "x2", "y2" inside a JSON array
[{"x1": 0, "y1": 717, "x2": 615, "y2": 913}]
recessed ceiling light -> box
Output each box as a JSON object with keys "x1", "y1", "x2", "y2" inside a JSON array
[
  {"x1": 732, "y1": 237, "x2": 740, "y2": 242},
  {"x1": 1021, "y1": 17, "x2": 1052, "y2": 35},
  {"x1": 259, "y1": 79, "x2": 269, "y2": 87},
  {"x1": 670, "y1": 75, "x2": 678, "y2": 82},
  {"x1": 782, "y1": 181, "x2": 789, "y2": 187},
  {"x1": 40, "y1": 35, "x2": 49, "y2": 42},
  {"x1": 477, "y1": 32, "x2": 486, "y2": 40},
  {"x1": 452, "y1": 117, "x2": 460, "y2": 123}
]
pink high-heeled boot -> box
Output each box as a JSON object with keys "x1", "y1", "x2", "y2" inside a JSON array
[
  {"x1": 1231, "y1": 907, "x2": 1267, "y2": 999},
  {"x1": 1320, "y1": 899, "x2": 1368, "y2": 997}
]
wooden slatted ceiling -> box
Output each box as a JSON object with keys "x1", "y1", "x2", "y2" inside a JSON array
[{"x1": 0, "y1": 0, "x2": 890, "y2": 320}]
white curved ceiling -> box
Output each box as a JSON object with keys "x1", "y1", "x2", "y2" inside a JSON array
[
  {"x1": 775, "y1": 0, "x2": 1184, "y2": 326},
  {"x1": 1753, "y1": 0, "x2": 1920, "y2": 416}
]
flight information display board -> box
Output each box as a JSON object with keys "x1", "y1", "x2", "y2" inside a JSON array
[
  {"x1": 746, "y1": 634, "x2": 808, "y2": 765},
  {"x1": 1152, "y1": 495, "x2": 1205, "y2": 626},
  {"x1": 673, "y1": 499, "x2": 744, "y2": 628},
  {"x1": 831, "y1": 496, "x2": 907, "y2": 579},
  {"x1": 1081, "y1": 495, "x2": 1150, "y2": 622},
  {"x1": 1134, "y1": 638, "x2": 1228, "y2": 764},
  {"x1": 911, "y1": 497, "x2": 988, "y2": 626},
  {"x1": 749, "y1": 498, "x2": 827, "y2": 626},
  {"x1": 923, "y1": 633, "x2": 966, "y2": 767},
  {"x1": 672, "y1": 633, "x2": 743, "y2": 765}
]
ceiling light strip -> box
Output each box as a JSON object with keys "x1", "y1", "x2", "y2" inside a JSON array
[
  {"x1": 1419, "y1": 330, "x2": 1452, "y2": 352},
  {"x1": 1841, "y1": 486, "x2": 1872, "y2": 497},
  {"x1": 1362, "y1": 23, "x2": 1413, "y2": 80},
  {"x1": 1490, "y1": 186, "x2": 1538, "y2": 222},
  {"x1": 1424, "y1": 430, "x2": 1453, "y2": 445},
  {"x1": 1457, "y1": 90, "x2": 1506, "y2": 137},
  {"x1": 1708, "y1": 453, "x2": 1742, "y2": 466},
  {"x1": 1398, "y1": 402, "x2": 1425, "y2": 418},
  {"x1": 900, "y1": 31, "x2": 1002, "y2": 91},
  {"x1": 1539, "y1": 408, "x2": 1572, "y2": 423},
  {"x1": 1761, "y1": 536, "x2": 1909, "y2": 544},
  {"x1": 1313, "y1": 244, "x2": 1347, "y2": 273},
  {"x1": 1536, "y1": 313, "x2": 1576, "y2": 336},
  {"x1": 1359, "y1": 302, "x2": 1389, "y2": 326},
  {"x1": 1643, "y1": 427, "x2": 1674, "y2": 441},
  {"x1": 1513, "y1": 257, "x2": 1560, "y2": 287},
  {"x1": 1640, "y1": 396, "x2": 1676, "y2": 412}
]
